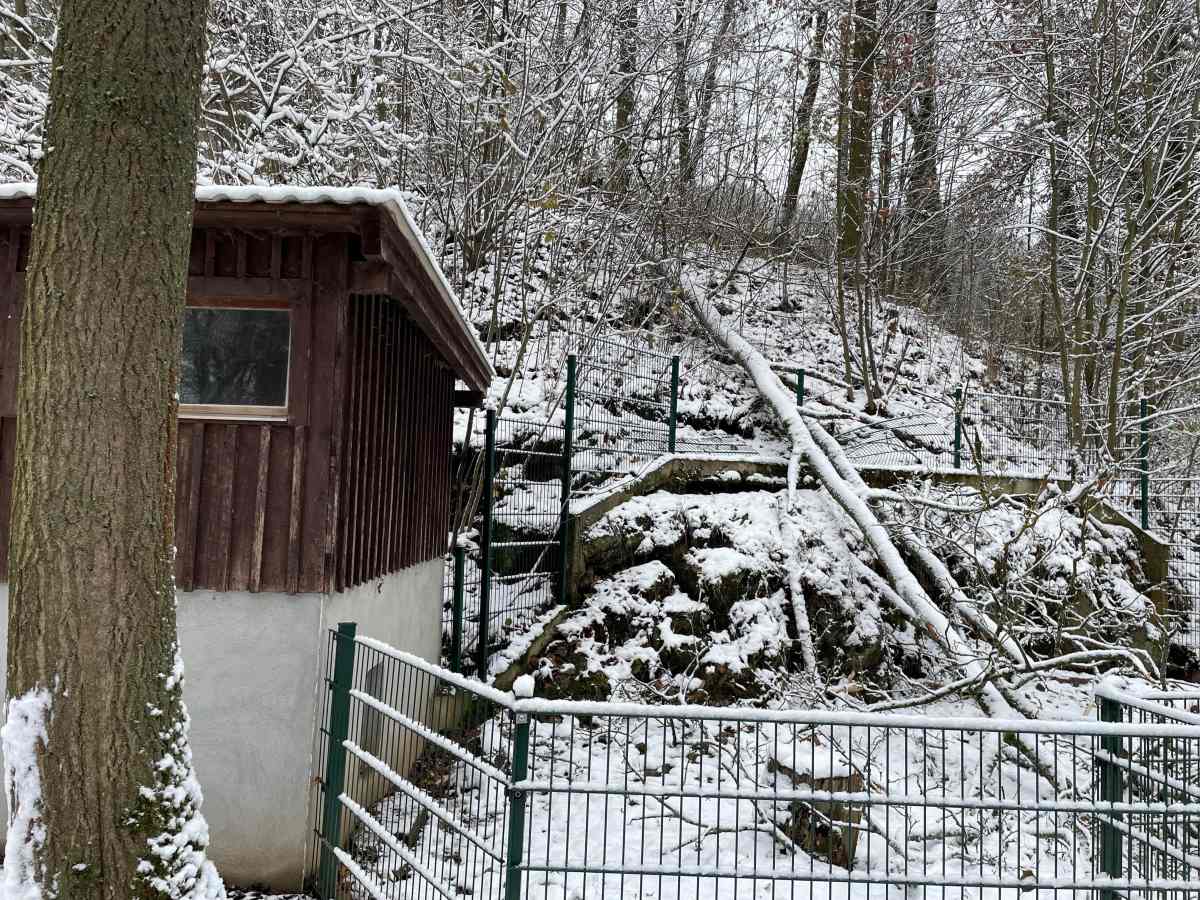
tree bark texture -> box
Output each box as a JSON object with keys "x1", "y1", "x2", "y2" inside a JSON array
[
  {"x1": 610, "y1": 0, "x2": 638, "y2": 192},
  {"x1": 837, "y1": 0, "x2": 878, "y2": 267},
  {"x1": 672, "y1": 0, "x2": 694, "y2": 185},
  {"x1": 777, "y1": 9, "x2": 828, "y2": 236},
  {"x1": 6, "y1": 0, "x2": 212, "y2": 897},
  {"x1": 901, "y1": 0, "x2": 945, "y2": 305}
]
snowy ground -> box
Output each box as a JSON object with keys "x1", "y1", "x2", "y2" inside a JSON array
[
  {"x1": 446, "y1": 259, "x2": 1016, "y2": 668},
  {"x1": 0, "y1": 875, "x2": 306, "y2": 899},
  {"x1": 348, "y1": 674, "x2": 1167, "y2": 900}
]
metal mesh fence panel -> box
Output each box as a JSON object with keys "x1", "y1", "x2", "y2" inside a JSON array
[
  {"x1": 1100, "y1": 685, "x2": 1200, "y2": 900},
  {"x1": 515, "y1": 696, "x2": 1200, "y2": 900},
  {"x1": 960, "y1": 393, "x2": 1143, "y2": 481},
  {"x1": 489, "y1": 415, "x2": 567, "y2": 636},
  {"x1": 311, "y1": 633, "x2": 513, "y2": 900},
  {"x1": 568, "y1": 331, "x2": 676, "y2": 487},
  {"x1": 1134, "y1": 474, "x2": 1199, "y2": 648},
  {"x1": 837, "y1": 409, "x2": 956, "y2": 469},
  {"x1": 568, "y1": 330, "x2": 741, "y2": 492},
  {"x1": 314, "y1": 643, "x2": 1200, "y2": 900},
  {"x1": 443, "y1": 415, "x2": 566, "y2": 677}
]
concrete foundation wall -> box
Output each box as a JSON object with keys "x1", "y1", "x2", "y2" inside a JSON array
[
  {"x1": 0, "y1": 556, "x2": 444, "y2": 892},
  {"x1": 306, "y1": 558, "x2": 446, "y2": 863}
]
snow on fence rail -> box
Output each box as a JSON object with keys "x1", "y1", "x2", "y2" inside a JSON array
[{"x1": 311, "y1": 630, "x2": 1200, "y2": 900}]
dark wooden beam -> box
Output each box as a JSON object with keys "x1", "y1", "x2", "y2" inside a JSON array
[
  {"x1": 356, "y1": 207, "x2": 382, "y2": 260},
  {"x1": 349, "y1": 260, "x2": 389, "y2": 294},
  {"x1": 0, "y1": 208, "x2": 32, "y2": 227},
  {"x1": 187, "y1": 275, "x2": 308, "y2": 303},
  {"x1": 193, "y1": 202, "x2": 360, "y2": 230}
]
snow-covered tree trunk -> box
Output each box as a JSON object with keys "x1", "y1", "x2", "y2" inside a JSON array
[
  {"x1": 684, "y1": 286, "x2": 1042, "y2": 725},
  {"x1": 4, "y1": 1, "x2": 223, "y2": 897}
]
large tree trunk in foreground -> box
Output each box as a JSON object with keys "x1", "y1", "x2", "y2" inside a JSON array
[{"x1": 5, "y1": 1, "x2": 219, "y2": 898}]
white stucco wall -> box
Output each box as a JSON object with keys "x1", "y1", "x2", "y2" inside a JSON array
[
  {"x1": 177, "y1": 589, "x2": 326, "y2": 889},
  {"x1": 315, "y1": 558, "x2": 445, "y2": 818},
  {"x1": 0, "y1": 556, "x2": 445, "y2": 892}
]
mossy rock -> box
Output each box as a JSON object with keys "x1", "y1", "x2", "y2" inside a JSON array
[
  {"x1": 688, "y1": 662, "x2": 768, "y2": 703},
  {"x1": 680, "y1": 547, "x2": 781, "y2": 617},
  {"x1": 535, "y1": 655, "x2": 611, "y2": 702}
]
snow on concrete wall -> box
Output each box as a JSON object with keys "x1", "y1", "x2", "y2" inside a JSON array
[{"x1": 0, "y1": 555, "x2": 444, "y2": 892}]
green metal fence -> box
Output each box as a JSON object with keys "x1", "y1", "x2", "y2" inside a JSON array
[
  {"x1": 568, "y1": 331, "x2": 680, "y2": 488},
  {"x1": 1096, "y1": 682, "x2": 1200, "y2": 900},
  {"x1": 830, "y1": 384, "x2": 1147, "y2": 491},
  {"x1": 443, "y1": 334, "x2": 1197, "y2": 673},
  {"x1": 443, "y1": 410, "x2": 569, "y2": 677},
  {"x1": 1149, "y1": 478, "x2": 1200, "y2": 649},
  {"x1": 444, "y1": 333, "x2": 753, "y2": 677},
  {"x1": 312, "y1": 632, "x2": 1200, "y2": 900}
]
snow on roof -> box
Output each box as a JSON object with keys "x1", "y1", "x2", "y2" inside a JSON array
[{"x1": 0, "y1": 181, "x2": 494, "y2": 386}]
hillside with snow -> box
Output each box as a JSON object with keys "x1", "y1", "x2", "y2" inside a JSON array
[{"x1": 442, "y1": 233, "x2": 1184, "y2": 707}]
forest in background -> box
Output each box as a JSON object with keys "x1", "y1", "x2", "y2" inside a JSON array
[{"x1": 3, "y1": 0, "x2": 1199, "y2": 460}]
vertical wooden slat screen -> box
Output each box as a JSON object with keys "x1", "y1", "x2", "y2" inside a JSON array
[{"x1": 335, "y1": 294, "x2": 453, "y2": 591}]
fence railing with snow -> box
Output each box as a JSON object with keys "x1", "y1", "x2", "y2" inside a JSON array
[{"x1": 312, "y1": 632, "x2": 1200, "y2": 900}]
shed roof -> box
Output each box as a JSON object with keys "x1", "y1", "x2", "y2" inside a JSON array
[{"x1": 0, "y1": 182, "x2": 494, "y2": 392}]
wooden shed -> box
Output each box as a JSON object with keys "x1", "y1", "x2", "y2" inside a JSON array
[{"x1": 0, "y1": 184, "x2": 492, "y2": 889}]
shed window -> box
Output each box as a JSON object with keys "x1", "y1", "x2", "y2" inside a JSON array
[{"x1": 180, "y1": 307, "x2": 291, "y2": 418}]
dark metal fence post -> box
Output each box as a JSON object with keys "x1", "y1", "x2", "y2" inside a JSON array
[
  {"x1": 450, "y1": 545, "x2": 465, "y2": 674},
  {"x1": 318, "y1": 621, "x2": 357, "y2": 900},
  {"x1": 559, "y1": 356, "x2": 576, "y2": 604},
  {"x1": 796, "y1": 368, "x2": 805, "y2": 409},
  {"x1": 953, "y1": 387, "x2": 963, "y2": 469},
  {"x1": 477, "y1": 409, "x2": 497, "y2": 678},
  {"x1": 504, "y1": 708, "x2": 531, "y2": 900},
  {"x1": 1139, "y1": 397, "x2": 1150, "y2": 530},
  {"x1": 1098, "y1": 695, "x2": 1124, "y2": 900},
  {"x1": 668, "y1": 355, "x2": 680, "y2": 453}
]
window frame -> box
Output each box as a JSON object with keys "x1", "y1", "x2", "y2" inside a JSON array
[{"x1": 178, "y1": 293, "x2": 309, "y2": 425}]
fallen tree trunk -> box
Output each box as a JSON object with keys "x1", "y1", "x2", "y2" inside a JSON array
[{"x1": 683, "y1": 284, "x2": 1046, "y2": 723}]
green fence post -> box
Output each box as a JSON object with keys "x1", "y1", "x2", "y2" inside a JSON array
[
  {"x1": 796, "y1": 368, "x2": 805, "y2": 409},
  {"x1": 451, "y1": 545, "x2": 465, "y2": 674},
  {"x1": 1098, "y1": 695, "x2": 1124, "y2": 900},
  {"x1": 1140, "y1": 397, "x2": 1150, "y2": 531},
  {"x1": 558, "y1": 356, "x2": 576, "y2": 604},
  {"x1": 477, "y1": 409, "x2": 497, "y2": 679},
  {"x1": 953, "y1": 387, "x2": 963, "y2": 469},
  {"x1": 504, "y1": 706, "x2": 532, "y2": 900},
  {"x1": 318, "y1": 621, "x2": 357, "y2": 900},
  {"x1": 668, "y1": 355, "x2": 680, "y2": 454}
]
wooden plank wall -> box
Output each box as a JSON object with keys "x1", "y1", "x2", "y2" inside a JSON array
[
  {"x1": 0, "y1": 221, "x2": 457, "y2": 594},
  {"x1": 0, "y1": 224, "x2": 31, "y2": 574},
  {"x1": 336, "y1": 294, "x2": 453, "y2": 592},
  {"x1": 0, "y1": 223, "x2": 346, "y2": 593},
  {"x1": 174, "y1": 229, "x2": 346, "y2": 594}
]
